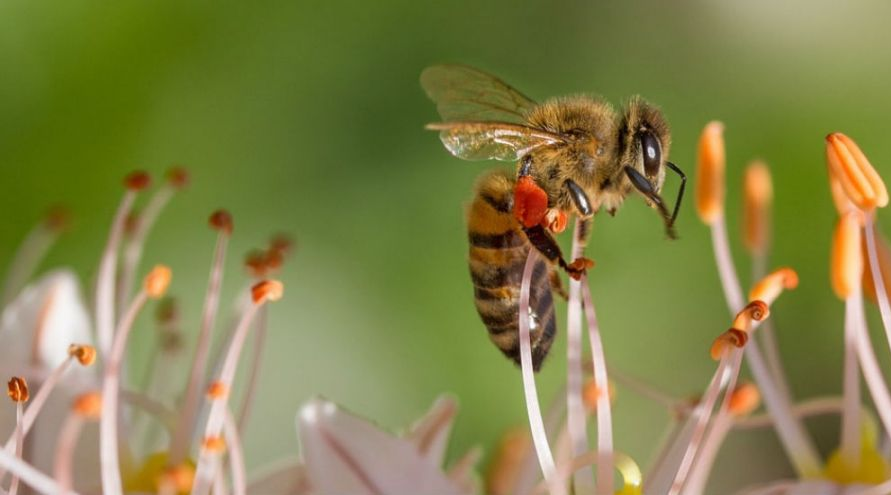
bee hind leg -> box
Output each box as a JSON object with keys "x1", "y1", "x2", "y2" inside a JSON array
[{"x1": 522, "y1": 224, "x2": 593, "y2": 280}]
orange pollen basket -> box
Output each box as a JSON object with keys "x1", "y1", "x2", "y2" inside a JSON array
[{"x1": 513, "y1": 176, "x2": 549, "y2": 228}]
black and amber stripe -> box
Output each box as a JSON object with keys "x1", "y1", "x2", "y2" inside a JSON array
[{"x1": 467, "y1": 169, "x2": 557, "y2": 371}]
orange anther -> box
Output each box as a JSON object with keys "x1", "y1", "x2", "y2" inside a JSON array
[
  {"x1": 513, "y1": 176, "x2": 549, "y2": 228},
  {"x1": 832, "y1": 212, "x2": 864, "y2": 300},
  {"x1": 485, "y1": 427, "x2": 531, "y2": 495},
  {"x1": 731, "y1": 300, "x2": 770, "y2": 330},
  {"x1": 124, "y1": 171, "x2": 152, "y2": 191},
  {"x1": 208, "y1": 209, "x2": 233, "y2": 235},
  {"x1": 743, "y1": 161, "x2": 772, "y2": 254},
  {"x1": 581, "y1": 378, "x2": 616, "y2": 411},
  {"x1": 749, "y1": 267, "x2": 798, "y2": 306},
  {"x1": 43, "y1": 204, "x2": 72, "y2": 233},
  {"x1": 7, "y1": 377, "x2": 29, "y2": 403},
  {"x1": 145, "y1": 265, "x2": 172, "y2": 299},
  {"x1": 728, "y1": 382, "x2": 761, "y2": 416},
  {"x1": 710, "y1": 328, "x2": 748, "y2": 360},
  {"x1": 251, "y1": 280, "x2": 284, "y2": 304},
  {"x1": 202, "y1": 436, "x2": 226, "y2": 453},
  {"x1": 165, "y1": 166, "x2": 190, "y2": 189},
  {"x1": 68, "y1": 344, "x2": 97, "y2": 366},
  {"x1": 73, "y1": 392, "x2": 102, "y2": 420},
  {"x1": 206, "y1": 381, "x2": 228, "y2": 399},
  {"x1": 826, "y1": 133, "x2": 888, "y2": 211},
  {"x1": 269, "y1": 234, "x2": 294, "y2": 257},
  {"x1": 695, "y1": 121, "x2": 726, "y2": 225},
  {"x1": 160, "y1": 465, "x2": 195, "y2": 493}
]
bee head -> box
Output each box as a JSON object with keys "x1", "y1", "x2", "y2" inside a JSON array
[{"x1": 617, "y1": 97, "x2": 684, "y2": 239}]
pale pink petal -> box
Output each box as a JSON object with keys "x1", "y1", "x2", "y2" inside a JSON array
[
  {"x1": 735, "y1": 480, "x2": 870, "y2": 495},
  {"x1": 296, "y1": 398, "x2": 465, "y2": 495},
  {"x1": 405, "y1": 395, "x2": 457, "y2": 465},
  {"x1": 246, "y1": 458, "x2": 311, "y2": 495}
]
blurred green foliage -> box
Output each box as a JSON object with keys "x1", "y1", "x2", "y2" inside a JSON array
[{"x1": 3, "y1": 0, "x2": 891, "y2": 490}]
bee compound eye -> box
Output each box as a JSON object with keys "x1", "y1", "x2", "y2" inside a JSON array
[{"x1": 641, "y1": 131, "x2": 662, "y2": 177}]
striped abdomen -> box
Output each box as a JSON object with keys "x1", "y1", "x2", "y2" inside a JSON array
[{"x1": 467, "y1": 169, "x2": 557, "y2": 371}]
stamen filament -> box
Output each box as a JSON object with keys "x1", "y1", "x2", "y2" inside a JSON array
[
  {"x1": 53, "y1": 414, "x2": 85, "y2": 494},
  {"x1": 1, "y1": 214, "x2": 63, "y2": 306},
  {"x1": 96, "y1": 188, "x2": 139, "y2": 358},
  {"x1": 224, "y1": 410, "x2": 247, "y2": 495},
  {"x1": 0, "y1": 447, "x2": 76, "y2": 495},
  {"x1": 580, "y1": 278, "x2": 614, "y2": 495},
  {"x1": 0, "y1": 358, "x2": 73, "y2": 484},
  {"x1": 170, "y1": 222, "x2": 231, "y2": 466},
  {"x1": 191, "y1": 280, "x2": 280, "y2": 495},
  {"x1": 237, "y1": 306, "x2": 267, "y2": 433},
  {"x1": 565, "y1": 219, "x2": 593, "y2": 493},
  {"x1": 710, "y1": 212, "x2": 820, "y2": 476},
  {"x1": 9, "y1": 400, "x2": 23, "y2": 495},
  {"x1": 100, "y1": 289, "x2": 150, "y2": 495},
  {"x1": 864, "y1": 215, "x2": 891, "y2": 355},
  {"x1": 515, "y1": 250, "x2": 563, "y2": 495},
  {"x1": 851, "y1": 288, "x2": 891, "y2": 444},
  {"x1": 840, "y1": 293, "x2": 862, "y2": 466},
  {"x1": 117, "y1": 181, "x2": 176, "y2": 315}
]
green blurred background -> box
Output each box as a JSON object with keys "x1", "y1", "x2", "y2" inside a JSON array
[{"x1": 2, "y1": 0, "x2": 891, "y2": 491}]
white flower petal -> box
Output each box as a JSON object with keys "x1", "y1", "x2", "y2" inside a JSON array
[
  {"x1": 736, "y1": 480, "x2": 874, "y2": 495},
  {"x1": 406, "y1": 395, "x2": 457, "y2": 465},
  {"x1": 0, "y1": 270, "x2": 93, "y2": 370},
  {"x1": 296, "y1": 398, "x2": 465, "y2": 495},
  {"x1": 247, "y1": 458, "x2": 311, "y2": 495}
]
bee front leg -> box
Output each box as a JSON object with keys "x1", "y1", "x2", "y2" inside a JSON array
[{"x1": 522, "y1": 224, "x2": 594, "y2": 280}]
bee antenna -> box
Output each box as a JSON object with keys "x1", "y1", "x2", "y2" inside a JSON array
[{"x1": 665, "y1": 161, "x2": 686, "y2": 228}]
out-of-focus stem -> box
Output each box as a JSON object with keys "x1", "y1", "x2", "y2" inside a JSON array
[
  {"x1": 565, "y1": 218, "x2": 592, "y2": 493},
  {"x1": 515, "y1": 250, "x2": 563, "y2": 495},
  {"x1": 840, "y1": 293, "x2": 862, "y2": 466},
  {"x1": 580, "y1": 280, "x2": 613, "y2": 495},
  {"x1": 864, "y1": 215, "x2": 891, "y2": 354}
]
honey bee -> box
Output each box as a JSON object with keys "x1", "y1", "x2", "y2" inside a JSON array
[{"x1": 421, "y1": 65, "x2": 685, "y2": 371}]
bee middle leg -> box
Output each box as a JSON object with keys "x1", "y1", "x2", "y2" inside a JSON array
[{"x1": 522, "y1": 224, "x2": 593, "y2": 280}]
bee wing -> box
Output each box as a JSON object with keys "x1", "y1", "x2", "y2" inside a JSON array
[
  {"x1": 420, "y1": 65, "x2": 538, "y2": 123},
  {"x1": 426, "y1": 122, "x2": 565, "y2": 161}
]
